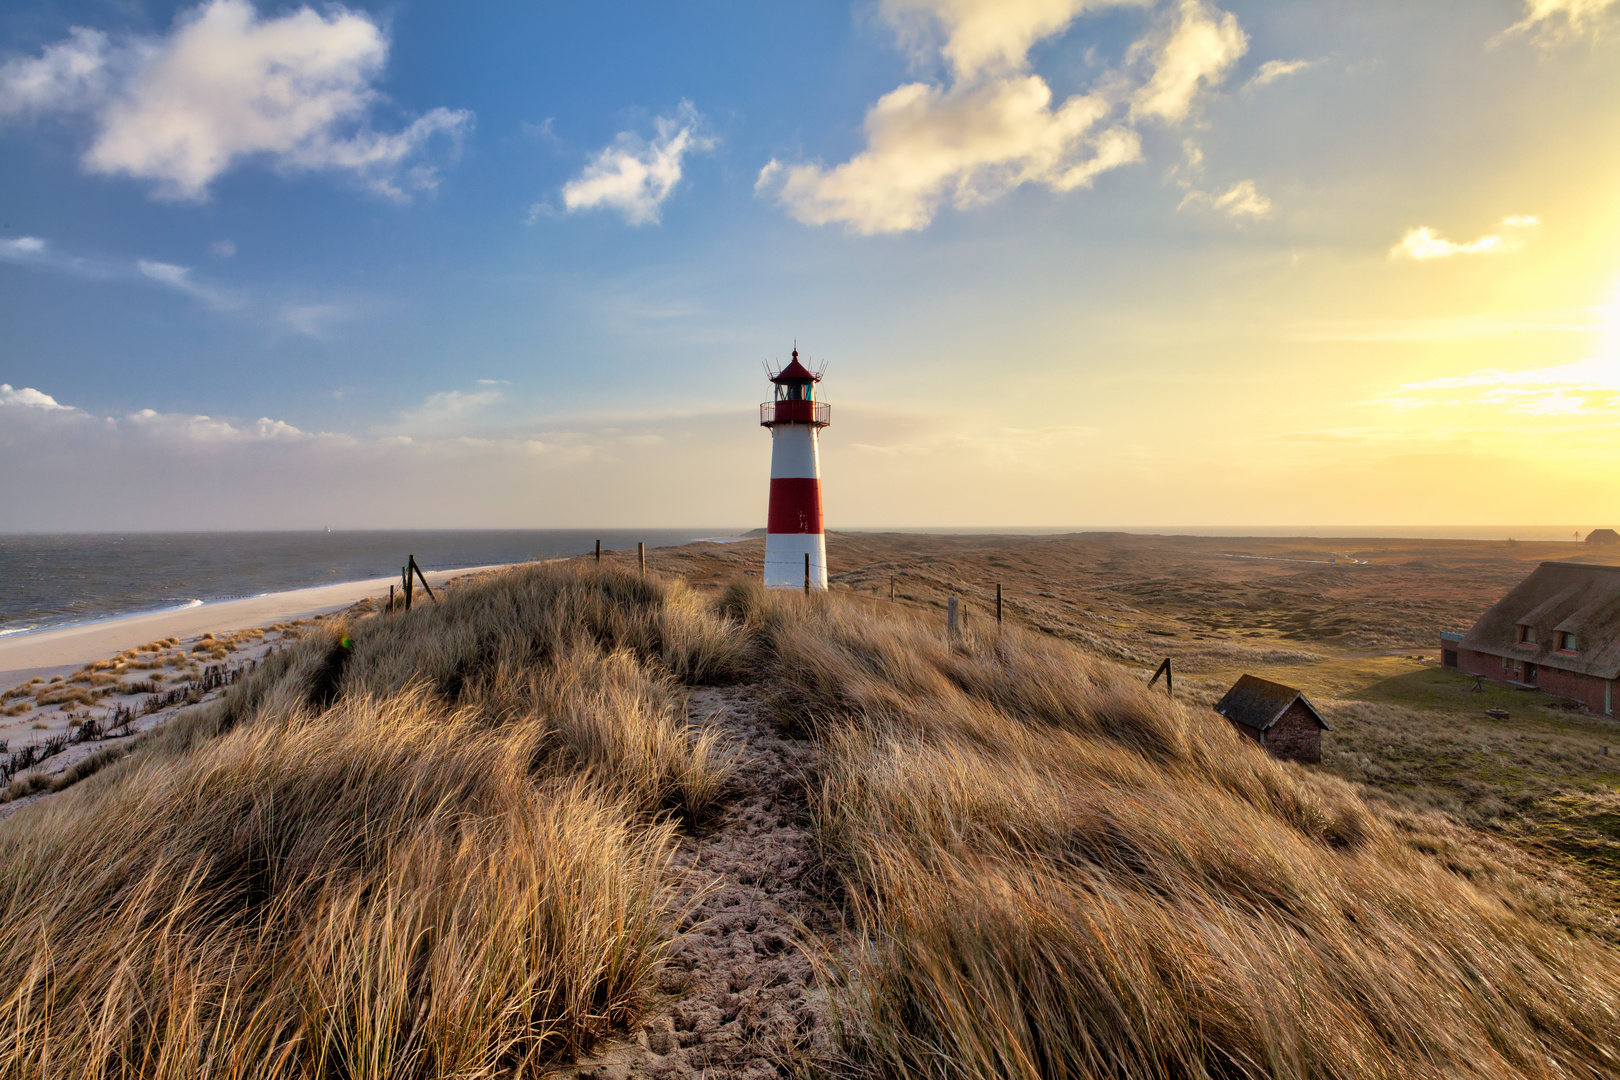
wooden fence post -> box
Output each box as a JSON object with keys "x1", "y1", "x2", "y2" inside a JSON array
[
  {"x1": 1149, "y1": 658, "x2": 1173, "y2": 698},
  {"x1": 595, "y1": 539, "x2": 601, "y2": 563},
  {"x1": 805, "y1": 553, "x2": 811, "y2": 595},
  {"x1": 996, "y1": 583, "x2": 1003, "y2": 624},
  {"x1": 890, "y1": 576, "x2": 895, "y2": 601},
  {"x1": 403, "y1": 565, "x2": 412, "y2": 611},
  {"x1": 948, "y1": 597, "x2": 959, "y2": 637},
  {"x1": 409, "y1": 555, "x2": 438, "y2": 604},
  {"x1": 388, "y1": 584, "x2": 394, "y2": 612},
  {"x1": 638, "y1": 542, "x2": 645, "y2": 576}
]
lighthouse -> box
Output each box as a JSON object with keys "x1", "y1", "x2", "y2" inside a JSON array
[{"x1": 760, "y1": 348, "x2": 830, "y2": 589}]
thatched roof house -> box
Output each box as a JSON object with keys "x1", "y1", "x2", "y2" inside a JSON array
[{"x1": 1453, "y1": 561, "x2": 1620, "y2": 715}]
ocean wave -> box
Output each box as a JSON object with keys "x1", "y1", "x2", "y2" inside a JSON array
[{"x1": 0, "y1": 625, "x2": 38, "y2": 638}]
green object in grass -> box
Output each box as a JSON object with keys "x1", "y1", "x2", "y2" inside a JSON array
[{"x1": 339, "y1": 636, "x2": 353, "y2": 650}]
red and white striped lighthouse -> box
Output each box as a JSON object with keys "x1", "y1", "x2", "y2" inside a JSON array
[{"x1": 760, "y1": 348, "x2": 830, "y2": 589}]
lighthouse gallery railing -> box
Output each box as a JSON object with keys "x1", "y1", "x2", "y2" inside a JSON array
[{"x1": 760, "y1": 401, "x2": 831, "y2": 427}]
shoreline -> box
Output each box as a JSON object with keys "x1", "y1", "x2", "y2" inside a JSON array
[{"x1": 0, "y1": 562, "x2": 522, "y2": 690}]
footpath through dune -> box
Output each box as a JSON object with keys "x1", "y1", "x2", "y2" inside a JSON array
[{"x1": 575, "y1": 682, "x2": 843, "y2": 1080}]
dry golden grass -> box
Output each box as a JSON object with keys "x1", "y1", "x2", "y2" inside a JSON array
[
  {"x1": 725, "y1": 581, "x2": 1620, "y2": 1080},
  {"x1": 0, "y1": 563, "x2": 748, "y2": 1079}
]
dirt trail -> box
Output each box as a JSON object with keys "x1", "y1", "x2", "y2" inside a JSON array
[{"x1": 575, "y1": 683, "x2": 844, "y2": 1080}]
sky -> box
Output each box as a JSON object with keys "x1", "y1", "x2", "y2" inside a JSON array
[{"x1": 2, "y1": 0, "x2": 1620, "y2": 531}]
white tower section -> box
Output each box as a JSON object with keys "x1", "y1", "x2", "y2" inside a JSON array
[{"x1": 764, "y1": 423, "x2": 828, "y2": 588}]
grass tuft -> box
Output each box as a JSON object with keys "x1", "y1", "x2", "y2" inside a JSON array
[
  {"x1": 753, "y1": 590, "x2": 1620, "y2": 1080},
  {"x1": 0, "y1": 562, "x2": 742, "y2": 1077}
]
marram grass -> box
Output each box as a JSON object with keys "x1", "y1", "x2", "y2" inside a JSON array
[
  {"x1": 0, "y1": 563, "x2": 740, "y2": 1079},
  {"x1": 3, "y1": 564, "x2": 1619, "y2": 1079},
  {"x1": 724, "y1": 579, "x2": 1620, "y2": 1080}
]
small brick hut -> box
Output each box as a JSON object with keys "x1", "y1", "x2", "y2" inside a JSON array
[
  {"x1": 1449, "y1": 561, "x2": 1620, "y2": 715},
  {"x1": 1587, "y1": 529, "x2": 1620, "y2": 547},
  {"x1": 1214, "y1": 674, "x2": 1330, "y2": 763}
]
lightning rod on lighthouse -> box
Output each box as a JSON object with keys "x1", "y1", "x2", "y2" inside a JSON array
[{"x1": 760, "y1": 347, "x2": 830, "y2": 589}]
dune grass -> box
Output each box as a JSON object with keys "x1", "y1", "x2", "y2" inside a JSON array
[
  {"x1": 723, "y1": 581, "x2": 1620, "y2": 1080},
  {"x1": 0, "y1": 563, "x2": 747, "y2": 1079},
  {"x1": 8, "y1": 563, "x2": 1619, "y2": 1078}
]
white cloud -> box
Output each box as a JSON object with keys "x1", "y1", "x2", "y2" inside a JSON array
[
  {"x1": 0, "y1": 0, "x2": 471, "y2": 201},
  {"x1": 763, "y1": 79, "x2": 1138, "y2": 234},
  {"x1": 1130, "y1": 0, "x2": 1248, "y2": 123},
  {"x1": 1391, "y1": 215, "x2": 1539, "y2": 260},
  {"x1": 1171, "y1": 141, "x2": 1268, "y2": 222},
  {"x1": 1505, "y1": 0, "x2": 1620, "y2": 39},
  {"x1": 1380, "y1": 358, "x2": 1620, "y2": 416},
  {"x1": 0, "y1": 236, "x2": 48, "y2": 259},
  {"x1": 1181, "y1": 177, "x2": 1270, "y2": 218},
  {"x1": 1, "y1": 234, "x2": 351, "y2": 332},
  {"x1": 0, "y1": 382, "x2": 749, "y2": 530},
  {"x1": 387, "y1": 386, "x2": 507, "y2": 435},
  {"x1": 0, "y1": 235, "x2": 121, "y2": 280},
  {"x1": 124, "y1": 406, "x2": 316, "y2": 442},
  {"x1": 879, "y1": 0, "x2": 1149, "y2": 80},
  {"x1": 0, "y1": 27, "x2": 114, "y2": 120},
  {"x1": 279, "y1": 302, "x2": 350, "y2": 337},
  {"x1": 561, "y1": 102, "x2": 711, "y2": 226},
  {"x1": 211, "y1": 239, "x2": 235, "y2": 257},
  {"x1": 0, "y1": 384, "x2": 70, "y2": 410},
  {"x1": 136, "y1": 258, "x2": 237, "y2": 308},
  {"x1": 1244, "y1": 58, "x2": 1312, "y2": 90},
  {"x1": 764, "y1": 0, "x2": 1245, "y2": 234}
]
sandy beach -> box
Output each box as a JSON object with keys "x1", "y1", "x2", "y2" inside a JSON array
[{"x1": 0, "y1": 562, "x2": 520, "y2": 690}]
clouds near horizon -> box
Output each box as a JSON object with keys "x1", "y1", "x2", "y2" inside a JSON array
[{"x1": 0, "y1": 0, "x2": 470, "y2": 201}]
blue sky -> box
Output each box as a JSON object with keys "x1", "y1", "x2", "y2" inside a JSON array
[{"x1": 4, "y1": 0, "x2": 1620, "y2": 530}]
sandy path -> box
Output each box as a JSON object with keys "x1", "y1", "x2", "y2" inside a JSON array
[{"x1": 579, "y1": 683, "x2": 844, "y2": 1080}]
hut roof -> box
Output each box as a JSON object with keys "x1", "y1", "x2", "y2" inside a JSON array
[
  {"x1": 1586, "y1": 528, "x2": 1620, "y2": 546},
  {"x1": 1213, "y1": 674, "x2": 1330, "y2": 732},
  {"x1": 1459, "y1": 561, "x2": 1620, "y2": 679}
]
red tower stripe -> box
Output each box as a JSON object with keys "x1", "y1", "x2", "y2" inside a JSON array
[{"x1": 767, "y1": 477, "x2": 823, "y2": 534}]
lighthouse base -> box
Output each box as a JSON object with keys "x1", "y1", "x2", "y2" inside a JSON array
[{"x1": 764, "y1": 532, "x2": 828, "y2": 590}]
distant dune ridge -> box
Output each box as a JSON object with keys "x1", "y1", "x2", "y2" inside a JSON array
[{"x1": 0, "y1": 559, "x2": 1616, "y2": 1078}]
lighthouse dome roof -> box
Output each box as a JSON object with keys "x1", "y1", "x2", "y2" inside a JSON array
[{"x1": 771, "y1": 348, "x2": 819, "y2": 383}]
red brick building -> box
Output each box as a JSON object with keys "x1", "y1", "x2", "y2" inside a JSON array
[
  {"x1": 1450, "y1": 561, "x2": 1620, "y2": 716},
  {"x1": 1213, "y1": 674, "x2": 1330, "y2": 763}
]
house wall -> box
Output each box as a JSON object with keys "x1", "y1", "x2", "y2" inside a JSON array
[
  {"x1": 1458, "y1": 649, "x2": 1612, "y2": 715},
  {"x1": 1536, "y1": 664, "x2": 1611, "y2": 714},
  {"x1": 1226, "y1": 718, "x2": 1263, "y2": 746},
  {"x1": 1263, "y1": 701, "x2": 1323, "y2": 763}
]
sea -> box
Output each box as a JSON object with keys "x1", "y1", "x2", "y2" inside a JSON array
[
  {"x1": 0, "y1": 530, "x2": 747, "y2": 637},
  {"x1": 0, "y1": 525, "x2": 1588, "y2": 638}
]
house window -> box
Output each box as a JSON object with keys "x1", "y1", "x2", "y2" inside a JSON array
[
  {"x1": 1517, "y1": 624, "x2": 1535, "y2": 644},
  {"x1": 1557, "y1": 631, "x2": 1579, "y2": 651}
]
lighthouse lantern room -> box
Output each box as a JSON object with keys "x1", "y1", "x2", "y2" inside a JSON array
[{"x1": 760, "y1": 348, "x2": 830, "y2": 589}]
